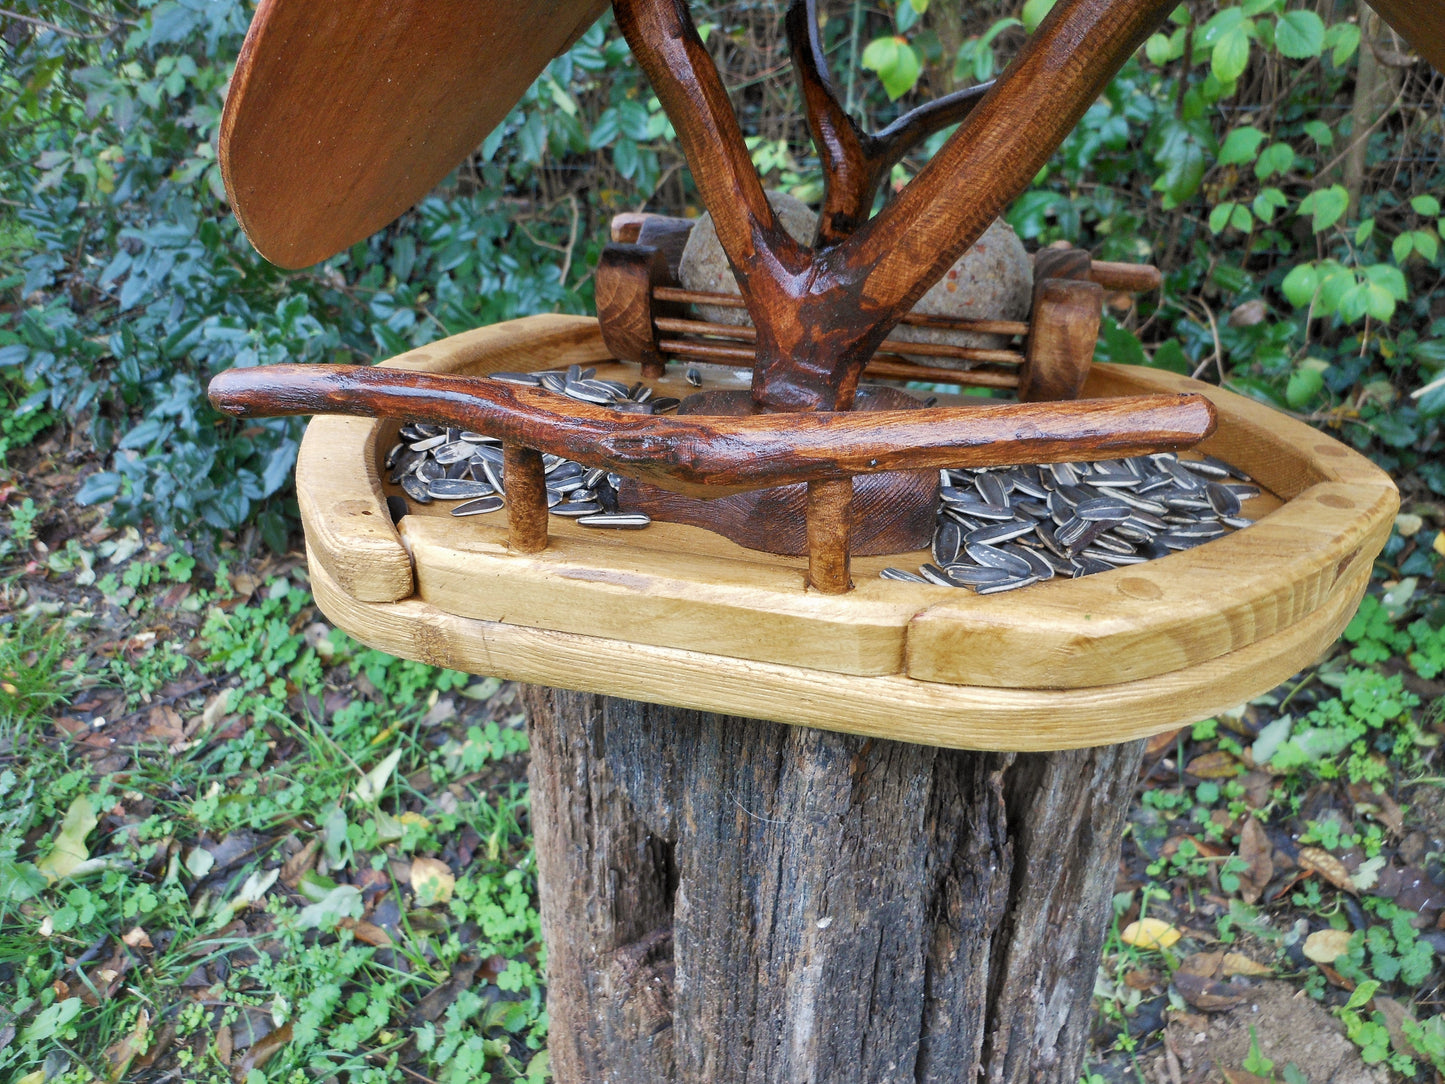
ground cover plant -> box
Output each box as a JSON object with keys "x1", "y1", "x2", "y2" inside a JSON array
[{"x1": 2, "y1": 0, "x2": 1444, "y2": 1079}]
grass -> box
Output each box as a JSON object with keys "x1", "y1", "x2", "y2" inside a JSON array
[
  {"x1": 0, "y1": 544, "x2": 548, "y2": 1083},
  {"x1": 1, "y1": 433, "x2": 1444, "y2": 1083}
]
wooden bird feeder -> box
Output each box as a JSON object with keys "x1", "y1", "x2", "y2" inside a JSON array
[{"x1": 208, "y1": 0, "x2": 1431, "y2": 1078}]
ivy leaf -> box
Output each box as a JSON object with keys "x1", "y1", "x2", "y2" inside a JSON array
[
  {"x1": 1411, "y1": 194, "x2": 1441, "y2": 217},
  {"x1": 1151, "y1": 117, "x2": 1214, "y2": 207},
  {"x1": 1286, "y1": 366, "x2": 1325, "y2": 408},
  {"x1": 1274, "y1": 10, "x2": 1325, "y2": 59},
  {"x1": 1218, "y1": 125, "x2": 1267, "y2": 165}
]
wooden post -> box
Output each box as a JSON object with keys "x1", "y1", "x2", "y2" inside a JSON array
[{"x1": 525, "y1": 686, "x2": 1144, "y2": 1084}]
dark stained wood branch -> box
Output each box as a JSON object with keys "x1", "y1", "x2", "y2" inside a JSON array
[
  {"x1": 208, "y1": 363, "x2": 1214, "y2": 497},
  {"x1": 611, "y1": 0, "x2": 808, "y2": 301},
  {"x1": 787, "y1": 0, "x2": 991, "y2": 244}
]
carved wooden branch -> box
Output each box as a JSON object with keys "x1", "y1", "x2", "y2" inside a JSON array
[
  {"x1": 208, "y1": 364, "x2": 1215, "y2": 497},
  {"x1": 787, "y1": 0, "x2": 991, "y2": 244},
  {"x1": 612, "y1": 0, "x2": 808, "y2": 299}
]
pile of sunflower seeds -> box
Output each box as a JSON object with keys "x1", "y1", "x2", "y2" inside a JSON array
[
  {"x1": 387, "y1": 367, "x2": 1260, "y2": 590},
  {"x1": 882, "y1": 452, "x2": 1258, "y2": 593}
]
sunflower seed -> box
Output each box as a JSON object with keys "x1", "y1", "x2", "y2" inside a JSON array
[
  {"x1": 552, "y1": 501, "x2": 603, "y2": 517},
  {"x1": 686, "y1": 366, "x2": 702, "y2": 386},
  {"x1": 943, "y1": 563, "x2": 1012, "y2": 585},
  {"x1": 401, "y1": 473, "x2": 433, "y2": 503},
  {"x1": 427, "y1": 478, "x2": 495, "y2": 500},
  {"x1": 451, "y1": 495, "x2": 506, "y2": 516},
  {"x1": 881, "y1": 568, "x2": 928, "y2": 583},
  {"x1": 578, "y1": 513, "x2": 651, "y2": 529},
  {"x1": 490, "y1": 371, "x2": 542, "y2": 385}
]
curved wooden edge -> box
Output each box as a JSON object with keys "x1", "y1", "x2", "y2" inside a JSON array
[
  {"x1": 905, "y1": 362, "x2": 1398, "y2": 688},
  {"x1": 219, "y1": 0, "x2": 608, "y2": 267},
  {"x1": 309, "y1": 543, "x2": 1371, "y2": 751},
  {"x1": 294, "y1": 315, "x2": 614, "y2": 603}
]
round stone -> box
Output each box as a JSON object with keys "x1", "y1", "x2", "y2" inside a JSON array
[
  {"x1": 677, "y1": 190, "x2": 817, "y2": 326},
  {"x1": 887, "y1": 217, "x2": 1033, "y2": 359}
]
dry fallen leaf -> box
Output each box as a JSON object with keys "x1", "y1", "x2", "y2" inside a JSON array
[
  {"x1": 1235, "y1": 816, "x2": 1273, "y2": 905},
  {"x1": 1222, "y1": 952, "x2": 1272, "y2": 977},
  {"x1": 1179, "y1": 951, "x2": 1225, "y2": 979},
  {"x1": 233, "y1": 1019, "x2": 291, "y2": 1080},
  {"x1": 1220, "y1": 1070, "x2": 1271, "y2": 1084},
  {"x1": 279, "y1": 837, "x2": 321, "y2": 889},
  {"x1": 1348, "y1": 783, "x2": 1404, "y2": 836},
  {"x1": 410, "y1": 856, "x2": 455, "y2": 907},
  {"x1": 1303, "y1": 928, "x2": 1353, "y2": 964},
  {"x1": 1121, "y1": 917, "x2": 1182, "y2": 950},
  {"x1": 103, "y1": 1009, "x2": 148, "y2": 1083},
  {"x1": 121, "y1": 926, "x2": 152, "y2": 949},
  {"x1": 1373, "y1": 995, "x2": 1424, "y2": 1060},
  {"x1": 339, "y1": 917, "x2": 396, "y2": 947},
  {"x1": 1172, "y1": 970, "x2": 1248, "y2": 1012},
  {"x1": 1185, "y1": 750, "x2": 1242, "y2": 779},
  {"x1": 216, "y1": 1023, "x2": 233, "y2": 1066},
  {"x1": 1298, "y1": 847, "x2": 1356, "y2": 894}
]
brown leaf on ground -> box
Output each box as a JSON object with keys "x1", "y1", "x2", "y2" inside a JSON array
[
  {"x1": 338, "y1": 918, "x2": 394, "y2": 947},
  {"x1": 1180, "y1": 952, "x2": 1226, "y2": 979},
  {"x1": 232, "y1": 1020, "x2": 291, "y2": 1081},
  {"x1": 121, "y1": 926, "x2": 152, "y2": 949},
  {"x1": 103, "y1": 1009, "x2": 148, "y2": 1083},
  {"x1": 1185, "y1": 751, "x2": 1242, "y2": 779},
  {"x1": 1173, "y1": 971, "x2": 1249, "y2": 1012},
  {"x1": 1219, "y1": 1070, "x2": 1271, "y2": 1084},
  {"x1": 407, "y1": 956, "x2": 482, "y2": 1025},
  {"x1": 1372, "y1": 995, "x2": 1424, "y2": 1060},
  {"x1": 1221, "y1": 953, "x2": 1272, "y2": 977},
  {"x1": 1348, "y1": 783, "x2": 1404, "y2": 835},
  {"x1": 145, "y1": 705, "x2": 184, "y2": 743},
  {"x1": 1145, "y1": 728, "x2": 1184, "y2": 759},
  {"x1": 215, "y1": 1023, "x2": 233, "y2": 1066},
  {"x1": 279, "y1": 837, "x2": 320, "y2": 889},
  {"x1": 1236, "y1": 816, "x2": 1273, "y2": 904},
  {"x1": 1298, "y1": 847, "x2": 1356, "y2": 894}
]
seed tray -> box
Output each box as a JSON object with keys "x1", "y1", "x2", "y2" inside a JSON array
[{"x1": 297, "y1": 314, "x2": 1397, "y2": 751}]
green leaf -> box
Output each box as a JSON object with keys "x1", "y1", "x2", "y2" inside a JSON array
[
  {"x1": 1209, "y1": 202, "x2": 1236, "y2": 234},
  {"x1": 1303, "y1": 120, "x2": 1334, "y2": 147},
  {"x1": 862, "y1": 37, "x2": 921, "y2": 100},
  {"x1": 1151, "y1": 118, "x2": 1214, "y2": 207},
  {"x1": 1145, "y1": 33, "x2": 1173, "y2": 66},
  {"x1": 1394, "y1": 232, "x2": 1415, "y2": 264},
  {"x1": 1212, "y1": 23, "x2": 1253, "y2": 82},
  {"x1": 1151, "y1": 340, "x2": 1191, "y2": 374},
  {"x1": 1411, "y1": 230, "x2": 1439, "y2": 262},
  {"x1": 1254, "y1": 142, "x2": 1295, "y2": 180},
  {"x1": 1274, "y1": 10, "x2": 1324, "y2": 58},
  {"x1": 1218, "y1": 125, "x2": 1267, "y2": 165},
  {"x1": 1231, "y1": 203, "x2": 1255, "y2": 231},
  {"x1": 1298, "y1": 184, "x2": 1349, "y2": 232},
  {"x1": 1344, "y1": 980, "x2": 1381, "y2": 1011},
  {"x1": 1280, "y1": 263, "x2": 1319, "y2": 308},
  {"x1": 1253, "y1": 187, "x2": 1287, "y2": 223},
  {"x1": 1355, "y1": 217, "x2": 1375, "y2": 245},
  {"x1": 1363, "y1": 262, "x2": 1408, "y2": 300},
  {"x1": 1324, "y1": 22, "x2": 1360, "y2": 65},
  {"x1": 1287, "y1": 366, "x2": 1325, "y2": 407},
  {"x1": 1021, "y1": 0, "x2": 1057, "y2": 32},
  {"x1": 1240, "y1": 0, "x2": 1279, "y2": 14},
  {"x1": 1411, "y1": 194, "x2": 1441, "y2": 217}
]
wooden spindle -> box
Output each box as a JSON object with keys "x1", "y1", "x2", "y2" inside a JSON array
[
  {"x1": 805, "y1": 478, "x2": 854, "y2": 594},
  {"x1": 504, "y1": 442, "x2": 549, "y2": 553}
]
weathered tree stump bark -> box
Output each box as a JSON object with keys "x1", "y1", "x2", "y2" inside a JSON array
[{"x1": 524, "y1": 685, "x2": 1144, "y2": 1084}]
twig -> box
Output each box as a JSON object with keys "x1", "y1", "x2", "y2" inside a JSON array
[{"x1": 0, "y1": 7, "x2": 106, "y2": 38}]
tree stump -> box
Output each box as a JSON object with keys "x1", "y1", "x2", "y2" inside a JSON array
[{"x1": 524, "y1": 685, "x2": 1144, "y2": 1083}]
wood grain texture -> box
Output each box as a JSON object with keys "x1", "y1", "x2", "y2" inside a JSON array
[
  {"x1": 219, "y1": 0, "x2": 607, "y2": 267},
  {"x1": 805, "y1": 477, "x2": 854, "y2": 593},
  {"x1": 1018, "y1": 278, "x2": 1102, "y2": 403},
  {"x1": 213, "y1": 361, "x2": 1216, "y2": 497},
  {"x1": 308, "y1": 547, "x2": 1370, "y2": 750},
  {"x1": 525, "y1": 687, "x2": 1141, "y2": 1083},
  {"x1": 291, "y1": 318, "x2": 1394, "y2": 694},
  {"x1": 1366, "y1": 0, "x2": 1445, "y2": 71},
  {"x1": 503, "y1": 443, "x2": 549, "y2": 553}
]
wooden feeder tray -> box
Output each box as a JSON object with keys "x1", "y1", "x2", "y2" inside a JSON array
[{"x1": 294, "y1": 314, "x2": 1396, "y2": 752}]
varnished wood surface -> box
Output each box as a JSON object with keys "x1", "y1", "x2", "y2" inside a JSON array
[
  {"x1": 1367, "y1": 0, "x2": 1445, "y2": 71},
  {"x1": 292, "y1": 317, "x2": 1396, "y2": 709},
  {"x1": 309, "y1": 546, "x2": 1370, "y2": 751},
  {"x1": 210, "y1": 363, "x2": 1216, "y2": 497},
  {"x1": 219, "y1": 0, "x2": 607, "y2": 267}
]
